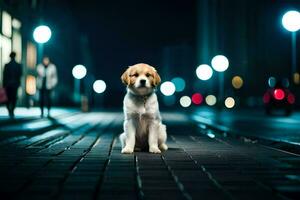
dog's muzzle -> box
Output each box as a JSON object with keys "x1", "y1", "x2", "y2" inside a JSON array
[{"x1": 139, "y1": 79, "x2": 146, "y2": 87}]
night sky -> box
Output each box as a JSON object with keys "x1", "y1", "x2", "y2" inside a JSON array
[
  {"x1": 37, "y1": 0, "x2": 196, "y2": 107},
  {"x1": 34, "y1": 0, "x2": 300, "y2": 107},
  {"x1": 70, "y1": 0, "x2": 196, "y2": 77}
]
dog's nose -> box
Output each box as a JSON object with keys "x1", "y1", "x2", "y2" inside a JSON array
[{"x1": 140, "y1": 79, "x2": 146, "y2": 85}]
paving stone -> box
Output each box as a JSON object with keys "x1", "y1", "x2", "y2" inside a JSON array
[{"x1": 0, "y1": 112, "x2": 300, "y2": 199}]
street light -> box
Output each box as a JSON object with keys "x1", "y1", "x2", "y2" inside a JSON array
[
  {"x1": 211, "y1": 55, "x2": 229, "y2": 105},
  {"x1": 72, "y1": 64, "x2": 87, "y2": 103},
  {"x1": 281, "y1": 10, "x2": 300, "y2": 84},
  {"x1": 232, "y1": 76, "x2": 243, "y2": 89},
  {"x1": 225, "y1": 97, "x2": 235, "y2": 109},
  {"x1": 211, "y1": 55, "x2": 229, "y2": 72},
  {"x1": 205, "y1": 95, "x2": 217, "y2": 106},
  {"x1": 33, "y1": 25, "x2": 52, "y2": 64},
  {"x1": 72, "y1": 65, "x2": 87, "y2": 80},
  {"x1": 93, "y1": 80, "x2": 106, "y2": 94},
  {"x1": 92, "y1": 80, "x2": 107, "y2": 109},
  {"x1": 196, "y1": 64, "x2": 213, "y2": 80},
  {"x1": 179, "y1": 96, "x2": 192, "y2": 108},
  {"x1": 33, "y1": 25, "x2": 52, "y2": 44},
  {"x1": 282, "y1": 11, "x2": 300, "y2": 32},
  {"x1": 160, "y1": 81, "x2": 176, "y2": 96}
]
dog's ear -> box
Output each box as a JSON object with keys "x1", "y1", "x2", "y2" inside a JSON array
[
  {"x1": 121, "y1": 67, "x2": 130, "y2": 85},
  {"x1": 152, "y1": 67, "x2": 161, "y2": 86}
]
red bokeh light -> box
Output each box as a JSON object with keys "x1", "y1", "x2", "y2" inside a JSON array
[
  {"x1": 192, "y1": 93, "x2": 203, "y2": 105},
  {"x1": 287, "y1": 94, "x2": 295, "y2": 104},
  {"x1": 263, "y1": 93, "x2": 270, "y2": 103},
  {"x1": 273, "y1": 89, "x2": 285, "y2": 100}
]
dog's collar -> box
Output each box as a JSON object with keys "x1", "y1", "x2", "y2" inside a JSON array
[
  {"x1": 142, "y1": 95, "x2": 148, "y2": 107},
  {"x1": 129, "y1": 92, "x2": 153, "y2": 107}
]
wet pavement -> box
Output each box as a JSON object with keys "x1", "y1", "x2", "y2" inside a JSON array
[
  {"x1": 193, "y1": 107, "x2": 300, "y2": 146},
  {"x1": 0, "y1": 108, "x2": 300, "y2": 199}
]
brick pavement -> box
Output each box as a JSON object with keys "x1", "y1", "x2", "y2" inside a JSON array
[{"x1": 0, "y1": 112, "x2": 299, "y2": 199}]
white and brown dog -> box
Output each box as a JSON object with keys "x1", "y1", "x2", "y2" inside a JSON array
[{"x1": 120, "y1": 63, "x2": 168, "y2": 154}]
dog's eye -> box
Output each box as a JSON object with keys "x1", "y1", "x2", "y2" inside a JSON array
[
  {"x1": 146, "y1": 73, "x2": 152, "y2": 77},
  {"x1": 130, "y1": 73, "x2": 138, "y2": 77}
]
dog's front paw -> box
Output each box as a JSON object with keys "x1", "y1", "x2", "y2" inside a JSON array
[
  {"x1": 159, "y1": 143, "x2": 168, "y2": 151},
  {"x1": 121, "y1": 147, "x2": 134, "y2": 154},
  {"x1": 149, "y1": 146, "x2": 161, "y2": 154}
]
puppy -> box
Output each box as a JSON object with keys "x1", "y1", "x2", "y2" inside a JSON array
[{"x1": 119, "y1": 63, "x2": 168, "y2": 154}]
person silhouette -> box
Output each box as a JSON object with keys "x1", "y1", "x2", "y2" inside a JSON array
[
  {"x1": 36, "y1": 56, "x2": 58, "y2": 117},
  {"x1": 3, "y1": 52, "x2": 23, "y2": 118}
]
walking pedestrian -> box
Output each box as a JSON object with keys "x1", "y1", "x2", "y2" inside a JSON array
[
  {"x1": 3, "y1": 52, "x2": 23, "y2": 118},
  {"x1": 36, "y1": 56, "x2": 58, "y2": 117}
]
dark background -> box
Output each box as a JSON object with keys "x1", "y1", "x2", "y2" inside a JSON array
[{"x1": 4, "y1": 0, "x2": 300, "y2": 108}]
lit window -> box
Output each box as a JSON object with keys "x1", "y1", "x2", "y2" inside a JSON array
[
  {"x1": 1, "y1": 36, "x2": 12, "y2": 68},
  {"x1": 12, "y1": 18, "x2": 21, "y2": 29},
  {"x1": 12, "y1": 30, "x2": 22, "y2": 62},
  {"x1": 26, "y1": 42, "x2": 37, "y2": 68},
  {"x1": 2, "y1": 11, "x2": 12, "y2": 37},
  {"x1": 26, "y1": 75, "x2": 36, "y2": 95}
]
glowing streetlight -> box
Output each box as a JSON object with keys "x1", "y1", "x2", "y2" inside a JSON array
[
  {"x1": 196, "y1": 64, "x2": 213, "y2": 80},
  {"x1": 281, "y1": 10, "x2": 300, "y2": 84},
  {"x1": 282, "y1": 10, "x2": 300, "y2": 32},
  {"x1": 225, "y1": 97, "x2": 235, "y2": 109},
  {"x1": 211, "y1": 55, "x2": 229, "y2": 72},
  {"x1": 211, "y1": 55, "x2": 229, "y2": 105},
  {"x1": 33, "y1": 25, "x2": 52, "y2": 44},
  {"x1": 232, "y1": 76, "x2": 243, "y2": 89},
  {"x1": 93, "y1": 80, "x2": 106, "y2": 94},
  {"x1": 72, "y1": 64, "x2": 87, "y2": 103},
  {"x1": 160, "y1": 81, "x2": 176, "y2": 96},
  {"x1": 179, "y1": 96, "x2": 191, "y2": 108},
  {"x1": 72, "y1": 65, "x2": 87, "y2": 80},
  {"x1": 205, "y1": 95, "x2": 217, "y2": 106},
  {"x1": 33, "y1": 25, "x2": 52, "y2": 64}
]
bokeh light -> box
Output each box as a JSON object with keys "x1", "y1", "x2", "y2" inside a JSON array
[
  {"x1": 171, "y1": 77, "x2": 186, "y2": 92},
  {"x1": 26, "y1": 75, "x2": 36, "y2": 95},
  {"x1": 263, "y1": 93, "x2": 271, "y2": 104},
  {"x1": 293, "y1": 72, "x2": 300, "y2": 84},
  {"x1": 282, "y1": 10, "x2": 300, "y2": 32},
  {"x1": 93, "y1": 80, "x2": 106, "y2": 94},
  {"x1": 211, "y1": 55, "x2": 229, "y2": 72},
  {"x1": 232, "y1": 76, "x2": 243, "y2": 89},
  {"x1": 225, "y1": 97, "x2": 235, "y2": 108},
  {"x1": 205, "y1": 95, "x2": 217, "y2": 106},
  {"x1": 274, "y1": 89, "x2": 285, "y2": 100},
  {"x1": 287, "y1": 94, "x2": 295, "y2": 104},
  {"x1": 72, "y1": 65, "x2": 87, "y2": 79},
  {"x1": 196, "y1": 64, "x2": 213, "y2": 80},
  {"x1": 160, "y1": 81, "x2": 176, "y2": 96},
  {"x1": 179, "y1": 96, "x2": 192, "y2": 107},
  {"x1": 163, "y1": 95, "x2": 176, "y2": 106},
  {"x1": 282, "y1": 78, "x2": 290, "y2": 88},
  {"x1": 268, "y1": 77, "x2": 276, "y2": 88},
  {"x1": 192, "y1": 93, "x2": 203, "y2": 105},
  {"x1": 33, "y1": 25, "x2": 52, "y2": 43}
]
